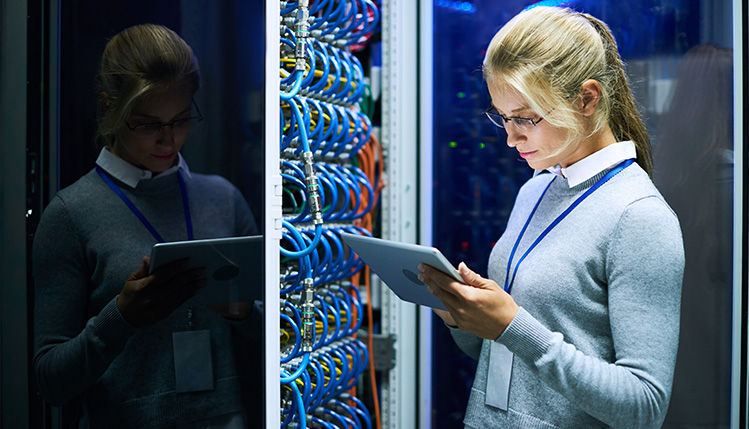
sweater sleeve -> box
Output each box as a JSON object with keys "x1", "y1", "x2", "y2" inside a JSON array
[
  {"x1": 233, "y1": 187, "x2": 259, "y2": 236},
  {"x1": 32, "y1": 196, "x2": 136, "y2": 406},
  {"x1": 499, "y1": 195, "x2": 684, "y2": 429},
  {"x1": 449, "y1": 327, "x2": 483, "y2": 361}
]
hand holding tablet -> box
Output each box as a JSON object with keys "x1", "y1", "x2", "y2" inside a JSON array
[{"x1": 149, "y1": 235, "x2": 263, "y2": 306}]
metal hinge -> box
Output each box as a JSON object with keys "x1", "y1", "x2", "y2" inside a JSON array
[{"x1": 356, "y1": 331, "x2": 397, "y2": 371}]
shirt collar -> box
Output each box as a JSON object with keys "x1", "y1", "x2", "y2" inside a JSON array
[
  {"x1": 543, "y1": 141, "x2": 636, "y2": 188},
  {"x1": 95, "y1": 147, "x2": 191, "y2": 188}
]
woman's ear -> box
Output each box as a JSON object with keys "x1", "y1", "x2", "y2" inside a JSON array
[{"x1": 579, "y1": 79, "x2": 602, "y2": 117}]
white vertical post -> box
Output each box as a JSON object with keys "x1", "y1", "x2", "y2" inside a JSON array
[
  {"x1": 731, "y1": 1, "x2": 745, "y2": 427},
  {"x1": 419, "y1": 0, "x2": 435, "y2": 428},
  {"x1": 381, "y1": 0, "x2": 421, "y2": 427},
  {"x1": 265, "y1": 1, "x2": 280, "y2": 427}
]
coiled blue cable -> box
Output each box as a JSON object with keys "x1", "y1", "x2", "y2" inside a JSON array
[
  {"x1": 344, "y1": 284, "x2": 363, "y2": 332},
  {"x1": 348, "y1": 0, "x2": 380, "y2": 46},
  {"x1": 300, "y1": 40, "x2": 317, "y2": 88},
  {"x1": 280, "y1": 232, "x2": 307, "y2": 295},
  {"x1": 320, "y1": 0, "x2": 347, "y2": 37},
  {"x1": 306, "y1": 229, "x2": 331, "y2": 280},
  {"x1": 332, "y1": 0, "x2": 358, "y2": 40},
  {"x1": 340, "y1": 394, "x2": 372, "y2": 429},
  {"x1": 317, "y1": 352, "x2": 336, "y2": 400},
  {"x1": 307, "y1": 358, "x2": 325, "y2": 409},
  {"x1": 324, "y1": 407, "x2": 360, "y2": 429},
  {"x1": 305, "y1": 99, "x2": 325, "y2": 151},
  {"x1": 281, "y1": 353, "x2": 311, "y2": 384},
  {"x1": 309, "y1": 416, "x2": 335, "y2": 429},
  {"x1": 321, "y1": 47, "x2": 342, "y2": 97},
  {"x1": 308, "y1": 41, "x2": 331, "y2": 93},
  {"x1": 323, "y1": 296, "x2": 341, "y2": 346},
  {"x1": 345, "y1": 55, "x2": 367, "y2": 104},
  {"x1": 330, "y1": 399, "x2": 363, "y2": 429},
  {"x1": 281, "y1": 313, "x2": 302, "y2": 363},
  {"x1": 349, "y1": 167, "x2": 374, "y2": 220},
  {"x1": 337, "y1": 0, "x2": 364, "y2": 40},
  {"x1": 281, "y1": 220, "x2": 322, "y2": 259},
  {"x1": 313, "y1": 305, "x2": 328, "y2": 349},
  {"x1": 281, "y1": 70, "x2": 304, "y2": 101}
]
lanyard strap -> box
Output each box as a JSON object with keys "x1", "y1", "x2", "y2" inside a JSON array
[
  {"x1": 503, "y1": 158, "x2": 634, "y2": 294},
  {"x1": 96, "y1": 166, "x2": 194, "y2": 243}
]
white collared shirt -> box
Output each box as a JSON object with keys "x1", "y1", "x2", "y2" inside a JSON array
[
  {"x1": 95, "y1": 148, "x2": 191, "y2": 188},
  {"x1": 543, "y1": 141, "x2": 636, "y2": 188}
]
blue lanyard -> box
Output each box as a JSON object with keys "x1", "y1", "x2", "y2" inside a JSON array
[
  {"x1": 503, "y1": 158, "x2": 634, "y2": 294},
  {"x1": 96, "y1": 166, "x2": 194, "y2": 243}
]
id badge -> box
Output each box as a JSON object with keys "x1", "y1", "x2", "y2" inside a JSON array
[
  {"x1": 485, "y1": 341, "x2": 513, "y2": 410},
  {"x1": 173, "y1": 330, "x2": 214, "y2": 393}
]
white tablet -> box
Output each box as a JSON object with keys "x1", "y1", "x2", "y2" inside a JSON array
[
  {"x1": 340, "y1": 232, "x2": 464, "y2": 311},
  {"x1": 149, "y1": 235, "x2": 263, "y2": 306}
]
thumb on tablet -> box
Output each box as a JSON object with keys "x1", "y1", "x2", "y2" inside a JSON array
[
  {"x1": 129, "y1": 257, "x2": 151, "y2": 281},
  {"x1": 458, "y1": 262, "x2": 491, "y2": 289}
]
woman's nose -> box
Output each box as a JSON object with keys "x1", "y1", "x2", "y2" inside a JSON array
[
  {"x1": 157, "y1": 125, "x2": 176, "y2": 145},
  {"x1": 505, "y1": 126, "x2": 525, "y2": 148}
]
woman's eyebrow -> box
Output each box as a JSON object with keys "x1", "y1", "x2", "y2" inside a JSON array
[
  {"x1": 495, "y1": 105, "x2": 530, "y2": 116},
  {"x1": 510, "y1": 105, "x2": 530, "y2": 114}
]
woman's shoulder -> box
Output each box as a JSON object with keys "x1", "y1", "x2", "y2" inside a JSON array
[
  {"x1": 514, "y1": 171, "x2": 556, "y2": 202},
  {"x1": 54, "y1": 168, "x2": 108, "y2": 206},
  {"x1": 186, "y1": 172, "x2": 246, "y2": 204},
  {"x1": 187, "y1": 172, "x2": 236, "y2": 190},
  {"x1": 519, "y1": 171, "x2": 555, "y2": 191},
  {"x1": 608, "y1": 163, "x2": 677, "y2": 216},
  {"x1": 38, "y1": 169, "x2": 107, "y2": 232}
]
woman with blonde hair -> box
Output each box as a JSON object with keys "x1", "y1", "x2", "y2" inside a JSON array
[
  {"x1": 420, "y1": 7, "x2": 684, "y2": 428},
  {"x1": 33, "y1": 24, "x2": 259, "y2": 428}
]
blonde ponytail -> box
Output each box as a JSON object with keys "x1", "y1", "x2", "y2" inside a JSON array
[{"x1": 581, "y1": 14, "x2": 653, "y2": 177}]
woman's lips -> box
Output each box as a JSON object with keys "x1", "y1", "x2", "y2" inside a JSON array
[
  {"x1": 152, "y1": 153, "x2": 176, "y2": 161},
  {"x1": 518, "y1": 150, "x2": 536, "y2": 159}
]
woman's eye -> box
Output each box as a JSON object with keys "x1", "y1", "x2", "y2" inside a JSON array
[{"x1": 138, "y1": 123, "x2": 162, "y2": 132}]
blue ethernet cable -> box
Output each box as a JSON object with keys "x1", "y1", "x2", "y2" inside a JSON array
[{"x1": 281, "y1": 313, "x2": 302, "y2": 363}]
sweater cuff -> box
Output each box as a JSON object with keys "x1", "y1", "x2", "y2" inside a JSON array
[
  {"x1": 90, "y1": 297, "x2": 137, "y2": 351},
  {"x1": 498, "y1": 307, "x2": 556, "y2": 362}
]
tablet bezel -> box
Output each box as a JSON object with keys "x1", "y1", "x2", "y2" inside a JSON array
[
  {"x1": 149, "y1": 235, "x2": 263, "y2": 306},
  {"x1": 340, "y1": 232, "x2": 464, "y2": 311}
]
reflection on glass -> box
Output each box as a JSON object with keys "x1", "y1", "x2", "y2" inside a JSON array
[
  {"x1": 35, "y1": 1, "x2": 266, "y2": 427},
  {"x1": 655, "y1": 43, "x2": 734, "y2": 428}
]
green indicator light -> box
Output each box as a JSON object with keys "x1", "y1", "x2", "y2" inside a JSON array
[
  {"x1": 449, "y1": 141, "x2": 457, "y2": 148},
  {"x1": 457, "y1": 92, "x2": 466, "y2": 98},
  {"x1": 480, "y1": 142, "x2": 486, "y2": 149}
]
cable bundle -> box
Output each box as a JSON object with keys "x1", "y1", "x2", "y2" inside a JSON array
[{"x1": 279, "y1": 0, "x2": 381, "y2": 428}]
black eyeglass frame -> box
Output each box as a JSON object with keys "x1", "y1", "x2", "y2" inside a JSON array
[
  {"x1": 484, "y1": 105, "x2": 546, "y2": 130},
  {"x1": 124, "y1": 99, "x2": 203, "y2": 134}
]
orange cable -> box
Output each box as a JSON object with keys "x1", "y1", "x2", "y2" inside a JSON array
[
  {"x1": 365, "y1": 265, "x2": 382, "y2": 429},
  {"x1": 350, "y1": 134, "x2": 382, "y2": 429}
]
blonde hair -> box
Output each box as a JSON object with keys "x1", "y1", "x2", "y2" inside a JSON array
[
  {"x1": 483, "y1": 7, "x2": 653, "y2": 177},
  {"x1": 96, "y1": 24, "x2": 200, "y2": 147}
]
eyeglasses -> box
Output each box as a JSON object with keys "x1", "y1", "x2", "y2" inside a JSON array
[
  {"x1": 124, "y1": 100, "x2": 203, "y2": 137},
  {"x1": 484, "y1": 105, "x2": 545, "y2": 132}
]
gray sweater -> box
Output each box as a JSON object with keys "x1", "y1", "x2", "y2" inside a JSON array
[
  {"x1": 32, "y1": 165, "x2": 258, "y2": 428},
  {"x1": 452, "y1": 163, "x2": 684, "y2": 428}
]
